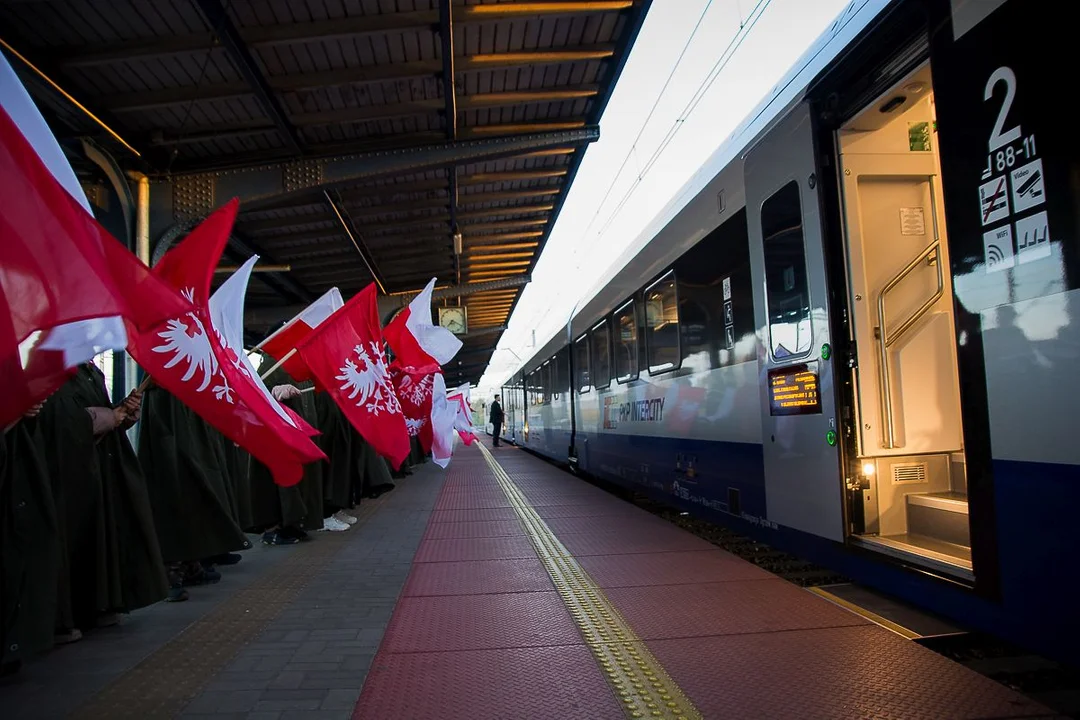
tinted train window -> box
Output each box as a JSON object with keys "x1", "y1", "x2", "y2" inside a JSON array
[
  {"x1": 590, "y1": 320, "x2": 611, "y2": 389},
  {"x1": 614, "y1": 300, "x2": 638, "y2": 382},
  {"x1": 575, "y1": 335, "x2": 590, "y2": 393},
  {"x1": 675, "y1": 208, "x2": 754, "y2": 369},
  {"x1": 542, "y1": 362, "x2": 551, "y2": 404},
  {"x1": 644, "y1": 271, "x2": 680, "y2": 374},
  {"x1": 761, "y1": 181, "x2": 812, "y2": 359}
]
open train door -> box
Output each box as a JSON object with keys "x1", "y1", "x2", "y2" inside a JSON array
[{"x1": 746, "y1": 102, "x2": 844, "y2": 542}]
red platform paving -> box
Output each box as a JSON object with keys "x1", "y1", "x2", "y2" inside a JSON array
[{"x1": 352, "y1": 444, "x2": 1057, "y2": 720}]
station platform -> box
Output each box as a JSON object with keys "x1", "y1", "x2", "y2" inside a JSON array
[{"x1": 0, "y1": 443, "x2": 1062, "y2": 719}]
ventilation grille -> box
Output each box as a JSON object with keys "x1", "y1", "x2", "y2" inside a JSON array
[{"x1": 893, "y1": 463, "x2": 927, "y2": 484}]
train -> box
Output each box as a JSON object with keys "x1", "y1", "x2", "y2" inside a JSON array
[{"x1": 497, "y1": 0, "x2": 1079, "y2": 664}]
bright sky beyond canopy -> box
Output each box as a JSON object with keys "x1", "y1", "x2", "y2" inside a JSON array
[{"x1": 475, "y1": 0, "x2": 851, "y2": 399}]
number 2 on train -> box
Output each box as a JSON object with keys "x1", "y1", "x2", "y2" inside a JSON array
[{"x1": 985, "y1": 66, "x2": 1021, "y2": 153}]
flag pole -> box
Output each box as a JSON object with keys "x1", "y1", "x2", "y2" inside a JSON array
[{"x1": 260, "y1": 347, "x2": 297, "y2": 380}]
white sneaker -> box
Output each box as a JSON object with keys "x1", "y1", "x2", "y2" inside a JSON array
[
  {"x1": 333, "y1": 510, "x2": 358, "y2": 525},
  {"x1": 321, "y1": 516, "x2": 350, "y2": 532}
]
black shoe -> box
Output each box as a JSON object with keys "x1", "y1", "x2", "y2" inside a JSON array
[
  {"x1": 1, "y1": 660, "x2": 22, "y2": 678},
  {"x1": 166, "y1": 586, "x2": 189, "y2": 602},
  {"x1": 182, "y1": 566, "x2": 221, "y2": 587},
  {"x1": 262, "y1": 529, "x2": 300, "y2": 546},
  {"x1": 281, "y1": 525, "x2": 310, "y2": 542},
  {"x1": 206, "y1": 553, "x2": 242, "y2": 565}
]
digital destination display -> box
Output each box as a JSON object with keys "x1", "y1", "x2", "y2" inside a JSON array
[{"x1": 768, "y1": 363, "x2": 821, "y2": 416}]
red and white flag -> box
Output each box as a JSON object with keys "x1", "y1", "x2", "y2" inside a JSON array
[
  {"x1": 297, "y1": 283, "x2": 410, "y2": 469},
  {"x1": 390, "y1": 362, "x2": 434, "y2": 452},
  {"x1": 383, "y1": 277, "x2": 462, "y2": 373},
  {"x1": 128, "y1": 201, "x2": 326, "y2": 486},
  {"x1": 0, "y1": 51, "x2": 129, "y2": 371},
  {"x1": 430, "y1": 373, "x2": 458, "y2": 468},
  {"x1": 0, "y1": 57, "x2": 189, "y2": 427},
  {"x1": 259, "y1": 287, "x2": 343, "y2": 382},
  {"x1": 447, "y1": 382, "x2": 477, "y2": 445},
  {"x1": 208, "y1": 255, "x2": 319, "y2": 439}
]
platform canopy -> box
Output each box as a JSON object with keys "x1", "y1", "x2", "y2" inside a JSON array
[{"x1": 0, "y1": 0, "x2": 650, "y2": 387}]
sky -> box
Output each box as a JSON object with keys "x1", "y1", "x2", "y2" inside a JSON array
[{"x1": 474, "y1": 0, "x2": 852, "y2": 400}]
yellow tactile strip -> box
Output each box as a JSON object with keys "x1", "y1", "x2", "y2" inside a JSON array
[{"x1": 477, "y1": 444, "x2": 703, "y2": 720}]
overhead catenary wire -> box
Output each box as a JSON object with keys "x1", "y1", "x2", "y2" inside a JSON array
[
  {"x1": 483, "y1": 0, "x2": 776, "y2": 387},
  {"x1": 580, "y1": 0, "x2": 719, "y2": 242},
  {"x1": 530, "y1": 0, "x2": 773, "y2": 341},
  {"x1": 593, "y1": 0, "x2": 773, "y2": 240}
]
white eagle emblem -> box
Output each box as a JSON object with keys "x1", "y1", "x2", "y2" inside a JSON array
[
  {"x1": 398, "y1": 373, "x2": 434, "y2": 406},
  {"x1": 404, "y1": 417, "x2": 427, "y2": 436},
  {"x1": 337, "y1": 341, "x2": 401, "y2": 416},
  {"x1": 151, "y1": 287, "x2": 236, "y2": 403}
]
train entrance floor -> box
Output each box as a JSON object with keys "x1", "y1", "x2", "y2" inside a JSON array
[{"x1": 0, "y1": 443, "x2": 1063, "y2": 719}]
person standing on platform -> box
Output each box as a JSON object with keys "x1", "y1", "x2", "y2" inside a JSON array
[
  {"x1": 138, "y1": 386, "x2": 250, "y2": 599},
  {"x1": 0, "y1": 402, "x2": 59, "y2": 677},
  {"x1": 37, "y1": 363, "x2": 170, "y2": 622},
  {"x1": 489, "y1": 396, "x2": 503, "y2": 448},
  {"x1": 247, "y1": 363, "x2": 332, "y2": 543}
]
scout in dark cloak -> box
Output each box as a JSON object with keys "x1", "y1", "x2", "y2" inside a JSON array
[
  {"x1": 1, "y1": 403, "x2": 60, "y2": 677},
  {"x1": 357, "y1": 428, "x2": 397, "y2": 499},
  {"x1": 35, "y1": 363, "x2": 169, "y2": 627},
  {"x1": 314, "y1": 390, "x2": 359, "y2": 528},
  {"x1": 247, "y1": 360, "x2": 329, "y2": 544},
  {"x1": 138, "y1": 386, "x2": 250, "y2": 597}
]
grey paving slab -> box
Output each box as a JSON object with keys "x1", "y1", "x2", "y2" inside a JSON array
[
  {"x1": 0, "y1": 531, "x2": 290, "y2": 720},
  {"x1": 177, "y1": 464, "x2": 445, "y2": 718},
  {"x1": 0, "y1": 460, "x2": 446, "y2": 720}
]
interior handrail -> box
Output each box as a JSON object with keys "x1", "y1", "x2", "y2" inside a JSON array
[{"x1": 875, "y1": 180, "x2": 944, "y2": 449}]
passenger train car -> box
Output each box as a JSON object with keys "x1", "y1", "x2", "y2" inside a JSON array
[{"x1": 500, "y1": 0, "x2": 1079, "y2": 662}]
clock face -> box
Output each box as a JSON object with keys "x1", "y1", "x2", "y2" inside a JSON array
[{"x1": 439, "y1": 307, "x2": 467, "y2": 335}]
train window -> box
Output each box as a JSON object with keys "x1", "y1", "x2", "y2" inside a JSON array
[
  {"x1": 675, "y1": 208, "x2": 754, "y2": 369},
  {"x1": 542, "y1": 362, "x2": 551, "y2": 405},
  {"x1": 644, "y1": 271, "x2": 680, "y2": 374},
  {"x1": 575, "y1": 335, "x2": 590, "y2": 393},
  {"x1": 613, "y1": 300, "x2": 639, "y2": 382},
  {"x1": 761, "y1": 181, "x2": 812, "y2": 359},
  {"x1": 590, "y1": 320, "x2": 611, "y2": 389},
  {"x1": 554, "y1": 348, "x2": 568, "y2": 398}
]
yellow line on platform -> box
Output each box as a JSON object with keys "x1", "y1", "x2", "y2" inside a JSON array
[{"x1": 477, "y1": 444, "x2": 702, "y2": 720}]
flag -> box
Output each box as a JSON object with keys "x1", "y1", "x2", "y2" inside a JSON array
[
  {"x1": 390, "y1": 362, "x2": 435, "y2": 452},
  {"x1": 430, "y1": 373, "x2": 458, "y2": 468},
  {"x1": 0, "y1": 51, "x2": 129, "y2": 372},
  {"x1": 297, "y1": 283, "x2": 410, "y2": 469},
  {"x1": 129, "y1": 201, "x2": 326, "y2": 486},
  {"x1": 447, "y1": 382, "x2": 477, "y2": 445},
  {"x1": 0, "y1": 64, "x2": 189, "y2": 427},
  {"x1": 383, "y1": 277, "x2": 462, "y2": 373},
  {"x1": 259, "y1": 287, "x2": 343, "y2": 382},
  {"x1": 208, "y1": 255, "x2": 319, "y2": 440}
]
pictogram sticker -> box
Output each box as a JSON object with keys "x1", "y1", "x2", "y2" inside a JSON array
[
  {"x1": 1009, "y1": 158, "x2": 1045, "y2": 214},
  {"x1": 1015, "y1": 210, "x2": 1050, "y2": 264},
  {"x1": 979, "y1": 176, "x2": 1009, "y2": 226},
  {"x1": 982, "y1": 225, "x2": 1014, "y2": 273}
]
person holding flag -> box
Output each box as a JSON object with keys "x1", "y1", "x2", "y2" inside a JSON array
[{"x1": 1, "y1": 50, "x2": 184, "y2": 660}]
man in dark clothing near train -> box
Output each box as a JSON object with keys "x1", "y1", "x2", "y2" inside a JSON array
[{"x1": 490, "y1": 397, "x2": 503, "y2": 448}]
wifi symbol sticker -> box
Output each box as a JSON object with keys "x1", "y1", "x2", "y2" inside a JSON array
[{"x1": 982, "y1": 226, "x2": 1015, "y2": 273}]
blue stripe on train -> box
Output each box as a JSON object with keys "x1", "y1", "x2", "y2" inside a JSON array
[{"x1": 526, "y1": 431, "x2": 1080, "y2": 664}]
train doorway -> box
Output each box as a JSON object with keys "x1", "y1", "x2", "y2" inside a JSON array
[{"x1": 835, "y1": 62, "x2": 972, "y2": 580}]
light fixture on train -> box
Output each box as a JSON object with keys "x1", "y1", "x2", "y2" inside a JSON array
[
  {"x1": 861, "y1": 461, "x2": 875, "y2": 477},
  {"x1": 879, "y1": 95, "x2": 906, "y2": 114}
]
